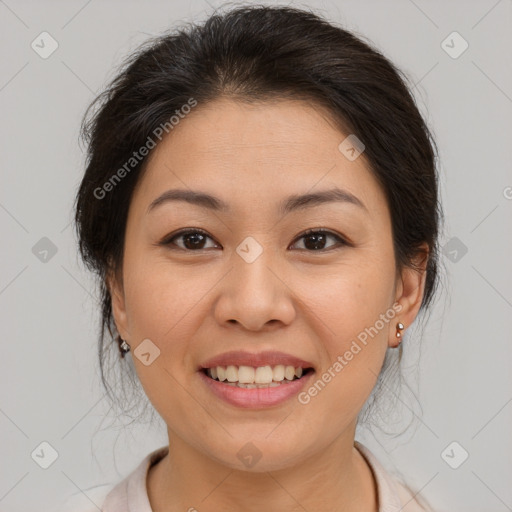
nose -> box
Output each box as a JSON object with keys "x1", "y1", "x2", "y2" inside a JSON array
[{"x1": 213, "y1": 248, "x2": 296, "y2": 332}]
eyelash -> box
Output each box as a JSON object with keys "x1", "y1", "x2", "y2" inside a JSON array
[{"x1": 159, "y1": 228, "x2": 349, "y2": 252}]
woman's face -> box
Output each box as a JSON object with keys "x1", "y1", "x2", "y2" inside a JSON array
[{"x1": 109, "y1": 97, "x2": 426, "y2": 471}]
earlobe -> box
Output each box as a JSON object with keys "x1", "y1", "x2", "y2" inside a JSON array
[
  {"x1": 106, "y1": 269, "x2": 129, "y2": 341},
  {"x1": 390, "y1": 244, "x2": 429, "y2": 348}
]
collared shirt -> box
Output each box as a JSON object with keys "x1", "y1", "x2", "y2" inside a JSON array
[{"x1": 58, "y1": 441, "x2": 432, "y2": 511}]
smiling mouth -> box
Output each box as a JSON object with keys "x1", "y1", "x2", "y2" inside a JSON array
[{"x1": 201, "y1": 364, "x2": 314, "y2": 388}]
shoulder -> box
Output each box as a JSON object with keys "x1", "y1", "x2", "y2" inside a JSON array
[
  {"x1": 393, "y1": 479, "x2": 434, "y2": 511},
  {"x1": 354, "y1": 441, "x2": 435, "y2": 512},
  {"x1": 56, "y1": 483, "x2": 114, "y2": 512},
  {"x1": 57, "y1": 446, "x2": 169, "y2": 512}
]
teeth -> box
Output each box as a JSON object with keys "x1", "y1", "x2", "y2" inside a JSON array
[
  {"x1": 226, "y1": 365, "x2": 238, "y2": 382},
  {"x1": 206, "y1": 364, "x2": 308, "y2": 384},
  {"x1": 238, "y1": 365, "x2": 255, "y2": 383},
  {"x1": 237, "y1": 382, "x2": 281, "y2": 388},
  {"x1": 255, "y1": 366, "x2": 273, "y2": 384},
  {"x1": 273, "y1": 364, "x2": 285, "y2": 381},
  {"x1": 284, "y1": 365, "x2": 295, "y2": 380}
]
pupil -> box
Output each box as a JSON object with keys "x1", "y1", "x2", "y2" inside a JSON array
[
  {"x1": 304, "y1": 233, "x2": 325, "y2": 250},
  {"x1": 184, "y1": 233, "x2": 205, "y2": 249}
]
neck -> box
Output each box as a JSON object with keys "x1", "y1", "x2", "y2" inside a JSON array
[{"x1": 147, "y1": 426, "x2": 378, "y2": 512}]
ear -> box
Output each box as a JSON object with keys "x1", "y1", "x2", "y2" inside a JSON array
[
  {"x1": 106, "y1": 266, "x2": 130, "y2": 341},
  {"x1": 390, "y1": 243, "x2": 429, "y2": 348}
]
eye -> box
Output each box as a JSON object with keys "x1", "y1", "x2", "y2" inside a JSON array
[
  {"x1": 160, "y1": 228, "x2": 219, "y2": 251},
  {"x1": 159, "y1": 228, "x2": 348, "y2": 252},
  {"x1": 290, "y1": 229, "x2": 347, "y2": 252}
]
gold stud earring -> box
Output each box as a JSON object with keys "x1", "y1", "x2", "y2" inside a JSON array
[{"x1": 395, "y1": 322, "x2": 404, "y2": 345}]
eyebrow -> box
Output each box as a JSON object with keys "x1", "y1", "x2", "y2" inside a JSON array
[{"x1": 146, "y1": 187, "x2": 367, "y2": 215}]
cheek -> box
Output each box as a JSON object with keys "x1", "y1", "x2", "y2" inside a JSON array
[
  {"x1": 305, "y1": 257, "x2": 395, "y2": 338},
  {"x1": 302, "y1": 257, "x2": 395, "y2": 396},
  {"x1": 121, "y1": 260, "x2": 201, "y2": 413},
  {"x1": 123, "y1": 254, "x2": 207, "y2": 339}
]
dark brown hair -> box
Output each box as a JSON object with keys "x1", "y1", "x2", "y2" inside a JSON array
[{"x1": 74, "y1": 4, "x2": 443, "y2": 451}]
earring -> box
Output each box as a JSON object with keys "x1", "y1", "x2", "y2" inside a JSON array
[
  {"x1": 395, "y1": 322, "x2": 404, "y2": 346},
  {"x1": 117, "y1": 335, "x2": 131, "y2": 357}
]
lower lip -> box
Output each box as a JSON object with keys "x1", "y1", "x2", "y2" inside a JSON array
[{"x1": 198, "y1": 370, "x2": 315, "y2": 409}]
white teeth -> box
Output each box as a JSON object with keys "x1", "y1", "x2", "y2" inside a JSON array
[
  {"x1": 236, "y1": 381, "x2": 281, "y2": 388},
  {"x1": 226, "y1": 365, "x2": 238, "y2": 382},
  {"x1": 255, "y1": 366, "x2": 273, "y2": 384},
  {"x1": 238, "y1": 365, "x2": 255, "y2": 383},
  {"x1": 237, "y1": 382, "x2": 257, "y2": 388},
  {"x1": 284, "y1": 365, "x2": 295, "y2": 380},
  {"x1": 273, "y1": 364, "x2": 285, "y2": 381},
  {"x1": 206, "y1": 364, "x2": 309, "y2": 384}
]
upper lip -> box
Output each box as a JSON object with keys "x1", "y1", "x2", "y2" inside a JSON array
[{"x1": 198, "y1": 350, "x2": 315, "y2": 370}]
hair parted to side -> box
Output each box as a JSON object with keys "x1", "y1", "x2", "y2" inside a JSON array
[{"x1": 74, "y1": 3, "x2": 444, "y2": 445}]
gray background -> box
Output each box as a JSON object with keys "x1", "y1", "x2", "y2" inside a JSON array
[{"x1": 1, "y1": 0, "x2": 511, "y2": 511}]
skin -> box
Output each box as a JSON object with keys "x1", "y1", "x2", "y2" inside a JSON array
[{"x1": 108, "y1": 97, "x2": 428, "y2": 512}]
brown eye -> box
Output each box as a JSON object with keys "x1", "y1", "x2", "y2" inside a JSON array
[
  {"x1": 291, "y1": 229, "x2": 347, "y2": 251},
  {"x1": 162, "y1": 229, "x2": 219, "y2": 251},
  {"x1": 160, "y1": 228, "x2": 348, "y2": 253}
]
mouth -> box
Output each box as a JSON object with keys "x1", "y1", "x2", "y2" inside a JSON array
[
  {"x1": 197, "y1": 350, "x2": 316, "y2": 407},
  {"x1": 200, "y1": 364, "x2": 315, "y2": 389}
]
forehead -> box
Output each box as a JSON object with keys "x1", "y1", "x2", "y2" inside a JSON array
[{"x1": 131, "y1": 98, "x2": 384, "y2": 218}]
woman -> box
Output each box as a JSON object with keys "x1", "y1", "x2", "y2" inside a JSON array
[{"x1": 65, "y1": 4, "x2": 441, "y2": 511}]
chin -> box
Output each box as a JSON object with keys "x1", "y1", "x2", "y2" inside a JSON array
[{"x1": 207, "y1": 431, "x2": 312, "y2": 473}]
